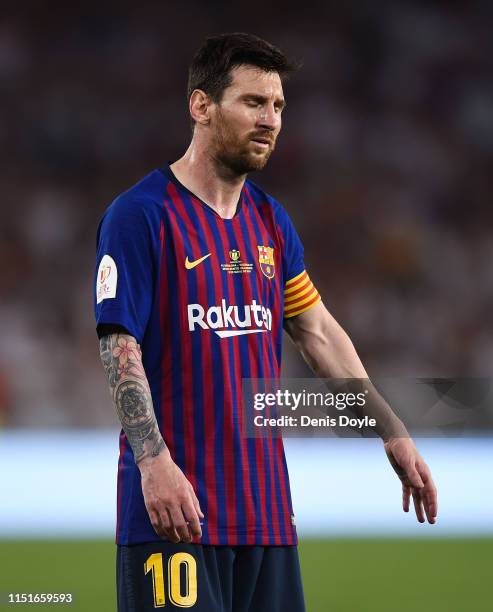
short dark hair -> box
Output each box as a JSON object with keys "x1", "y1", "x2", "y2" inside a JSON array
[{"x1": 187, "y1": 32, "x2": 299, "y2": 105}]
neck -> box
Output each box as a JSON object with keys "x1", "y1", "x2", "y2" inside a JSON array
[{"x1": 170, "y1": 140, "x2": 246, "y2": 219}]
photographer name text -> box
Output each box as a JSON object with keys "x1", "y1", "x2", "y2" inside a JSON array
[{"x1": 253, "y1": 415, "x2": 376, "y2": 429}]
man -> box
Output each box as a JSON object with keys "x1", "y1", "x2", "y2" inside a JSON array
[{"x1": 94, "y1": 33, "x2": 438, "y2": 611}]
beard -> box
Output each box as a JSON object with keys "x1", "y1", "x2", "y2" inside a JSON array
[{"x1": 212, "y1": 110, "x2": 276, "y2": 176}]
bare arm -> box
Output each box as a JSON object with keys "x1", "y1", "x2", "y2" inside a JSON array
[
  {"x1": 284, "y1": 301, "x2": 369, "y2": 379},
  {"x1": 284, "y1": 301, "x2": 407, "y2": 438},
  {"x1": 99, "y1": 333, "x2": 164, "y2": 463},
  {"x1": 99, "y1": 333, "x2": 204, "y2": 541},
  {"x1": 284, "y1": 301, "x2": 438, "y2": 524}
]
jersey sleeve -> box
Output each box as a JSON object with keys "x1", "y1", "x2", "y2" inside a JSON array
[
  {"x1": 275, "y1": 204, "x2": 321, "y2": 319},
  {"x1": 94, "y1": 197, "x2": 158, "y2": 344}
]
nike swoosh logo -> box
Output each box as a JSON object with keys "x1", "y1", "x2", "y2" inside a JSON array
[{"x1": 185, "y1": 253, "x2": 211, "y2": 270}]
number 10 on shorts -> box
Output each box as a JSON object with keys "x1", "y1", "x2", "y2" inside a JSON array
[{"x1": 144, "y1": 552, "x2": 198, "y2": 608}]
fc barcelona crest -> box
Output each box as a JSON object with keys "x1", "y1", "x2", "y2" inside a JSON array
[{"x1": 257, "y1": 245, "x2": 275, "y2": 279}]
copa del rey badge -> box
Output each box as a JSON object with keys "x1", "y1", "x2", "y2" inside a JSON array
[
  {"x1": 257, "y1": 245, "x2": 275, "y2": 279},
  {"x1": 96, "y1": 254, "x2": 118, "y2": 303}
]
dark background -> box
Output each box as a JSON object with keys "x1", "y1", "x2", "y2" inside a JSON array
[{"x1": 1, "y1": 0, "x2": 493, "y2": 427}]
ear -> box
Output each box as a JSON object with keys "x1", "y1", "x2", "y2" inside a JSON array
[{"x1": 189, "y1": 89, "x2": 213, "y2": 126}]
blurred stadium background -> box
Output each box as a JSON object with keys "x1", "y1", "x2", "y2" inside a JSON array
[{"x1": 1, "y1": 1, "x2": 492, "y2": 610}]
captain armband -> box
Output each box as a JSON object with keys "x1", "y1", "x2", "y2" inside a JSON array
[{"x1": 283, "y1": 271, "x2": 321, "y2": 318}]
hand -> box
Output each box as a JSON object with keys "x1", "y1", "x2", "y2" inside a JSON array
[
  {"x1": 138, "y1": 449, "x2": 204, "y2": 542},
  {"x1": 383, "y1": 438, "x2": 438, "y2": 524}
]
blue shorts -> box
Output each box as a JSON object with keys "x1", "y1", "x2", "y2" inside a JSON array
[{"x1": 117, "y1": 541, "x2": 306, "y2": 611}]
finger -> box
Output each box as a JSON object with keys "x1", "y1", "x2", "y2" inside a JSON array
[
  {"x1": 158, "y1": 507, "x2": 177, "y2": 541},
  {"x1": 412, "y1": 489, "x2": 425, "y2": 523},
  {"x1": 418, "y1": 466, "x2": 438, "y2": 523},
  {"x1": 151, "y1": 508, "x2": 176, "y2": 541},
  {"x1": 169, "y1": 506, "x2": 192, "y2": 543},
  {"x1": 402, "y1": 484, "x2": 411, "y2": 513},
  {"x1": 405, "y1": 460, "x2": 425, "y2": 489},
  {"x1": 163, "y1": 508, "x2": 180, "y2": 543},
  {"x1": 182, "y1": 499, "x2": 202, "y2": 539},
  {"x1": 423, "y1": 483, "x2": 438, "y2": 524},
  {"x1": 148, "y1": 509, "x2": 166, "y2": 539},
  {"x1": 191, "y1": 490, "x2": 205, "y2": 519}
]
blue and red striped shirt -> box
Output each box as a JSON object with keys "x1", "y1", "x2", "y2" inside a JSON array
[{"x1": 94, "y1": 165, "x2": 320, "y2": 545}]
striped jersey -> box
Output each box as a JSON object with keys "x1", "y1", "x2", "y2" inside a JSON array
[{"x1": 94, "y1": 164, "x2": 320, "y2": 546}]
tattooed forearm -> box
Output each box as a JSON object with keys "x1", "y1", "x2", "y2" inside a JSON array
[
  {"x1": 99, "y1": 333, "x2": 165, "y2": 464},
  {"x1": 114, "y1": 379, "x2": 165, "y2": 461},
  {"x1": 99, "y1": 335, "x2": 119, "y2": 388}
]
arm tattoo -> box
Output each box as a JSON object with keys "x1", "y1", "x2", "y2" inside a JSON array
[{"x1": 99, "y1": 334, "x2": 165, "y2": 463}]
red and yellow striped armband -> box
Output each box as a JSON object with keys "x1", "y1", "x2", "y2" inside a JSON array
[{"x1": 283, "y1": 270, "x2": 321, "y2": 318}]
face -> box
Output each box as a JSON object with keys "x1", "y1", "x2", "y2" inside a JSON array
[{"x1": 208, "y1": 65, "x2": 285, "y2": 175}]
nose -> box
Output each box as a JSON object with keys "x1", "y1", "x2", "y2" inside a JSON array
[{"x1": 257, "y1": 104, "x2": 280, "y2": 132}]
